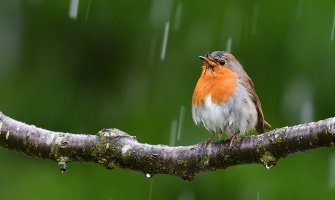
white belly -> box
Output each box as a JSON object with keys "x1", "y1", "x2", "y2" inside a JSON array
[{"x1": 192, "y1": 85, "x2": 258, "y2": 136}]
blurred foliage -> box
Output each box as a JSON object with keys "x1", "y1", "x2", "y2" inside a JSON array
[{"x1": 1, "y1": 0, "x2": 335, "y2": 199}]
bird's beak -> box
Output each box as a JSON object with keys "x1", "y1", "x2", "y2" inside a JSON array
[
  {"x1": 199, "y1": 56, "x2": 207, "y2": 61},
  {"x1": 199, "y1": 56, "x2": 216, "y2": 68}
]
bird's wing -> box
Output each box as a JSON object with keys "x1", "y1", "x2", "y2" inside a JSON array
[{"x1": 240, "y1": 75, "x2": 271, "y2": 133}]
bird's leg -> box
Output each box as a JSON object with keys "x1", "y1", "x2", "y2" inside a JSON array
[
  {"x1": 201, "y1": 134, "x2": 216, "y2": 147},
  {"x1": 228, "y1": 132, "x2": 240, "y2": 148}
]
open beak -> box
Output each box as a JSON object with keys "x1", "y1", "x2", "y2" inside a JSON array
[{"x1": 199, "y1": 56, "x2": 216, "y2": 68}]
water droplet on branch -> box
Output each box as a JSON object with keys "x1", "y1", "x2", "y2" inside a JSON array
[
  {"x1": 265, "y1": 164, "x2": 273, "y2": 170},
  {"x1": 146, "y1": 173, "x2": 151, "y2": 178}
]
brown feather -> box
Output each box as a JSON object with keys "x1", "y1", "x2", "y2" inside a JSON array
[{"x1": 240, "y1": 74, "x2": 271, "y2": 133}]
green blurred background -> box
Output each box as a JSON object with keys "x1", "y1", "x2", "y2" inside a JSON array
[{"x1": 1, "y1": 0, "x2": 335, "y2": 199}]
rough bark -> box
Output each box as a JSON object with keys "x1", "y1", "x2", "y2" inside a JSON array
[{"x1": 0, "y1": 111, "x2": 334, "y2": 180}]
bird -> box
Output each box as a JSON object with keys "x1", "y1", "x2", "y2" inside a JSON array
[{"x1": 192, "y1": 51, "x2": 271, "y2": 146}]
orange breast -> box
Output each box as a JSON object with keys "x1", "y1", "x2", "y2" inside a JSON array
[{"x1": 192, "y1": 67, "x2": 238, "y2": 106}]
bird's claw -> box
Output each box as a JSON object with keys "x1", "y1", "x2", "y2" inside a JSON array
[
  {"x1": 200, "y1": 135, "x2": 215, "y2": 147},
  {"x1": 228, "y1": 133, "x2": 240, "y2": 148}
]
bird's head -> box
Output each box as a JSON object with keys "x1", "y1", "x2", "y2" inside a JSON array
[{"x1": 199, "y1": 51, "x2": 244, "y2": 74}]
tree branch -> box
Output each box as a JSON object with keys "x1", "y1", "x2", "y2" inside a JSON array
[{"x1": 0, "y1": 112, "x2": 335, "y2": 180}]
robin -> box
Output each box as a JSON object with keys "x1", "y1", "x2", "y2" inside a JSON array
[{"x1": 192, "y1": 51, "x2": 271, "y2": 146}]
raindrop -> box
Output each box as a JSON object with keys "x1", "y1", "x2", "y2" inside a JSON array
[
  {"x1": 300, "y1": 98, "x2": 314, "y2": 123},
  {"x1": 148, "y1": 33, "x2": 158, "y2": 66},
  {"x1": 328, "y1": 154, "x2": 335, "y2": 189},
  {"x1": 146, "y1": 173, "x2": 151, "y2": 178},
  {"x1": 149, "y1": 0, "x2": 173, "y2": 28},
  {"x1": 226, "y1": 37, "x2": 232, "y2": 52},
  {"x1": 297, "y1": 0, "x2": 304, "y2": 19},
  {"x1": 69, "y1": 0, "x2": 80, "y2": 20},
  {"x1": 265, "y1": 164, "x2": 273, "y2": 170},
  {"x1": 148, "y1": 179, "x2": 154, "y2": 200},
  {"x1": 173, "y1": 3, "x2": 183, "y2": 31},
  {"x1": 169, "y1": 120, "x2": 178, "y2": 146},
  {"x1": 282, "y1": 78, "x2": 314, "y2": 124},
  {"x1": 160, "y1": 21, "x2": 170, "y2": 60},
  {"x1": 330, "y1": 8, "x2": 335, "y2": 41},
  {"x1": 251, "y1": 5, "x2": 259, "y2": 35},
  {"x1": 84, "y1": 0, "x2": 91, "y2": 22},
  {"x1": 177, "y1": 106, "x2": 185, "y2": 141},
  {"x1": 177, "y1": 190, "x2": 195, "y2": 200},
  {"x1": 0, "y1": 1, "x2": 22, "y2": 75}
]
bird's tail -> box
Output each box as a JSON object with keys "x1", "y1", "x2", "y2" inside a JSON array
[{"x1": 264, "y1": 120, "x2": 272, "y2": 130}]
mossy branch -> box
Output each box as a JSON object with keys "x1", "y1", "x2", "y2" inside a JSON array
[{"x1": 0, "y1": 112, "x2": 335, "y2": 180}]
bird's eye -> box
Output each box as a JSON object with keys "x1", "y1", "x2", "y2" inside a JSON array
[{"x1": 219, "y1": 60, "x2": 226, "y2": 66}]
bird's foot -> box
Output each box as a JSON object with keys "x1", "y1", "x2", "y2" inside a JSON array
[
  {"x1": 200, "y1": 135, "x2": 215, "y2": 147},
  {"x1": 228, "y1": 133, "x2": 240, "y2": 148}
]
